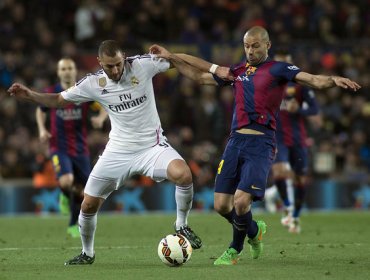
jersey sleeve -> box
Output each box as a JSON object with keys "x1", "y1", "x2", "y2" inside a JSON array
[
  {"x1": 131, "y1": 54, "x2": 170, "y2": 78},
  {"x1": 61, "y1": 75, "x2": 95, "y2": 104},
  {"x1": 270, "y1": 62, "x2": 301, "y2": 82}
]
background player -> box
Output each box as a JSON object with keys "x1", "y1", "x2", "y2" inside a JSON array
[
  {"x1": 35, "y1": 58, "x2": 108, "y2": 238},
  {"x1": 271, "y1": 50, "x2": 320, "y2": 233},
  {"x1": 8, "y1": 40, "x2": 202, "y2": 265},
  {"x1": 149, "y1": 25, "x2": 360, "y2": 265}
]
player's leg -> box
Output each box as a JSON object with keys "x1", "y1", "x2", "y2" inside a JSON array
[
  {"x1": 288, "y1": 146, "x2": 309, "y2": 233},
  {"x1": 65, "y1": 150, "x2": 121, "y2": 265},
  {"x1": 67, "y1": 155, "x2": 92, "y2": 238},
  {"x1": 51, "y1": 153, "x2": 73, "y2": 215},
  {"x1": 272, "y1": 144, "x2": 294, "y2": 226},
  {"x1": 150, "y1": 144, "x2": 202, "y2": 249},
  {"x1": 213, "y1": 133, "x2": 272, "y2": 264}
]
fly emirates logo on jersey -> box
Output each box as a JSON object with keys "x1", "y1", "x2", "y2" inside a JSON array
[
  {"x1": 108, "y1": 93, "x2": 148, "y2": 113},
  {"x1": 56, "y1": 108, "x2": 82, "y2": 120}
]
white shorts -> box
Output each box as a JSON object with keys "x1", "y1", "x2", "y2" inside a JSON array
[{"x1": 84, "y1": 141, "x2": 184, "y2": 199}]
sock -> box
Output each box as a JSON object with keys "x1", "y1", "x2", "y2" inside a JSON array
[
  {"x1": 60, "y1": 187, "x2": 70, "y2": 198},
  {"x1": 220, "y1": 208, "x2": 235, "y2": 224},
  {"x1": 230, "y1": 210, "x2": 254, "y2": 253},
  {"x1": 175, "y1": 184, "x2": 193, "y2": 229},
  {"x1": 79, "y1": 211, "x2": 97, "y2": 257},
  {"x1": 275, "y1": 179, "x2": 290, "y2": 207},
  {"x1": 293, "y1": 182, "x2": 306, "y2": 218},
  {"x1": 69, "y1": 190, "x2": 83, "y2": 226}
]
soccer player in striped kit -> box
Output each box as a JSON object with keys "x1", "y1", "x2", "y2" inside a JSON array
[
  {"x1": 35, "y1": 58, "x2": 108, "y2": 238},
  {"x1": 150, "y1": 25, "x2": 360, "y2": 265},
  {"x1": 271, "y1": 50, "x2": 320, "y2": 233},
  {"x1": 9, "y1": 40, "x2": 202, "y2": 265}
]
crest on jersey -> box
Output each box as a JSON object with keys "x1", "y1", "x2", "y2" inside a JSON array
[
  {"x1": 131, "y1": 76, "x2": 139, "y2": 86},
  {"x1": 245, "y1": 63, "x2": 257, "y2": 76},
  {"x1": 286, "y1": 86, "x2": 296, "y2": 97},
  {"x1": 99, "y1": 77, "x2": 107, "y2": 87}
]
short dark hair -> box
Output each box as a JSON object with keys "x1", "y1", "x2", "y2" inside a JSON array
[{"x1": 98, "y1": 40, "x2": 122, "y2": 57}]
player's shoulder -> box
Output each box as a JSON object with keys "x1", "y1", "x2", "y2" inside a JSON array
[
  {"x1": 76, "y1": 69, "x2": 106, "y2": 88},
  {"x1": 126, "y1": 54, "x2": 153, "y2": 65}
]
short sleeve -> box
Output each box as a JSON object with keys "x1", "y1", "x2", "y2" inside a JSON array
[
  {"x1": 129, "y1": 54, "x2": 170, "y2": 78},
  {"x1": 61, "y1": 75, "x2": 94, "y2": 104},
  {"x1": 270, "y1": 62, "x2": 301, "y2": 82}
]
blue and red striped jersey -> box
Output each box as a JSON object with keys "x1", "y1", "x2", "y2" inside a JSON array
[
  {"x1": 41, "y1": 84, "x2": 90, "y2": 156},
  {"x1": 277, "y1": 82, "x2": 319, "y2": 147},
  {"x1": 214, "y1": 58, "x2": 301, "y2": 131}
]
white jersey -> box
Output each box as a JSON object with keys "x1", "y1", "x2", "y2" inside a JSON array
[{"x1": 61, "y1": 54, "x2": 170, "y2": 152}]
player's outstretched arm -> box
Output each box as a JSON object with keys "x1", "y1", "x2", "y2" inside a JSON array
[
  {"x1": 8, "y1": 83, "x2": 70, "y2": 107},
  {"x1": 295, "y1": 72, "x2": 361, "y2": 91},
  {"x1": 149, "y1": 44, "x2": 231, "y2": 85}
]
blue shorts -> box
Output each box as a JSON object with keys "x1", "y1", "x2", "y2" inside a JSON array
[
  {"x1": 51, "y1": 151, "x2": 91, "y2": 185},
  {"x1": 274, "y1": 142, "x2": 308, "y2": 175},
  {"x1": 214, "y1": 132, "x2": 276, "y2": 200}
]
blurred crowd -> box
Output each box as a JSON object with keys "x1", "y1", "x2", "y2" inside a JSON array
[{"x1": 0, "y1": 0, "x2": 369, "y2": 191}]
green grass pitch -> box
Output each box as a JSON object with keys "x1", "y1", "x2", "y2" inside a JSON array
[{"x1": 0, "y1": 211, "x2": 369, "y2": 280}]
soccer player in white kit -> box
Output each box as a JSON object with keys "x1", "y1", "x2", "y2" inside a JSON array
[{"x1": 8, "y1": 40, "x2": 202, "y2": 265}]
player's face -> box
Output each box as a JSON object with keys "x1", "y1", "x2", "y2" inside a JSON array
[
  {"x1": 57, "y1": 59, "x2": 77, "y2": 85},
  {"x1": 98, "y1": 52, "x2": 125, "y2": 82},
  {"x1": 243, "y1": 34, "x2": 271, "y2": 65}
]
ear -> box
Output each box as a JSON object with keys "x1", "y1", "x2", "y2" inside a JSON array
[
  {"x1": 266, "y1": 41, "x2": 271, "y2": 50},
  {"x1": 97, "y1": 56, "x2": 102, "y2": 66}
]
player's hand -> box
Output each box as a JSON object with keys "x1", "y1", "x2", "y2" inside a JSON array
[
  {"x1": 149, "y1": 44, "x2": 171, "y2": 59},
  {"x1": 331, "y1": 76, "x2": 361, "y2": 91},
  {"x1": 286, "y1": 99, "x2": 299, "y2": 113},
  {"x1": 7, "y1": 83, "x2": 32, "y2": 100},
  {"x1": 39, "y1": 130, "x2": 51, "y2": 143},
  {"x1": 90, "y1": 116, "x2": 105, "y2": 129},
  {"x1": 215, "y1": 66, "x2": 234, "y2": 81}
]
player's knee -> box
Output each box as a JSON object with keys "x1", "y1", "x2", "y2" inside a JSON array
[
  {"x1": 169, "y1": 163, "x2": 192, "y2": 185},
  {"x1": 81, "y1": 199, "x2": 99, "y2": 214},
  {"x1": 214, "y1": 202, "x2": 232, "y2": 215},
  {"x1": 233, "y1": 195, "x2": 252, "y2": 215},
  {"x1": 59, "y1": 174, "x2": 74, "y2": 189}
]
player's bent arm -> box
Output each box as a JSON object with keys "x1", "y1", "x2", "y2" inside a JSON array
[
  {"x1": 35, "y1": 107, "x2": 51, "y2": 142},
  {"x1": 295, "y1": 72, "x2": 361, "y2": 91},
  {"x1": 35, "y1": 107, "x2": 47, "y2": 134}
]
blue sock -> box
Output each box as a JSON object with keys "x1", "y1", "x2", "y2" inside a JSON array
[
  {"x1": 293, "y1": 183, "x2": 306, "y2": 218},
  {"x1": 69, "y1": 191, "x2": 82, "y2": 226},
  {"x1": 220, "y1": 208, "x2": 235, "y2": 224},
  {"x1": 276, "y1": 179, "x2": 290, "y2": 207},
  {"x1": 230, "y1": 211, "x2": 253, "y2": 253}
]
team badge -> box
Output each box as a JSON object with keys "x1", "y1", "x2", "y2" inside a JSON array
[
  {"x1": 131, "y1": 76, "x2": 139, "y2": 86},
  {"x1": 286, "y1": 86, "x2": 296, "y2": 97},
  {"x1": 99, "y1": 77, "x2": 107, "y2": 87},
  {"x1": 245, "y1": 63, "x2": 257, "y2": 76}
]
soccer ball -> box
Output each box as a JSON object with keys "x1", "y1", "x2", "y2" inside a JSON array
[{"x1": 157, "y1": 233, "x2": 192, "y2": 266}]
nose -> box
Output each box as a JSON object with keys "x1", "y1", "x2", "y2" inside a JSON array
[{"x1": 112, "y1": 66, "x2": 119, "y2": 75}]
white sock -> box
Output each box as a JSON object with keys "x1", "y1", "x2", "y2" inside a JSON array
[
  {"x1": 175, "y1": 184, "x2": 193, "y2": 229},
  {"x1": 78, "y1": 211, "x2": 97, "y2": 257}
]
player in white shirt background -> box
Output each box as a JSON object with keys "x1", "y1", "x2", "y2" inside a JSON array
[{"x1": 7, "y1": 40, "x2": 202, "y2": 265}]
